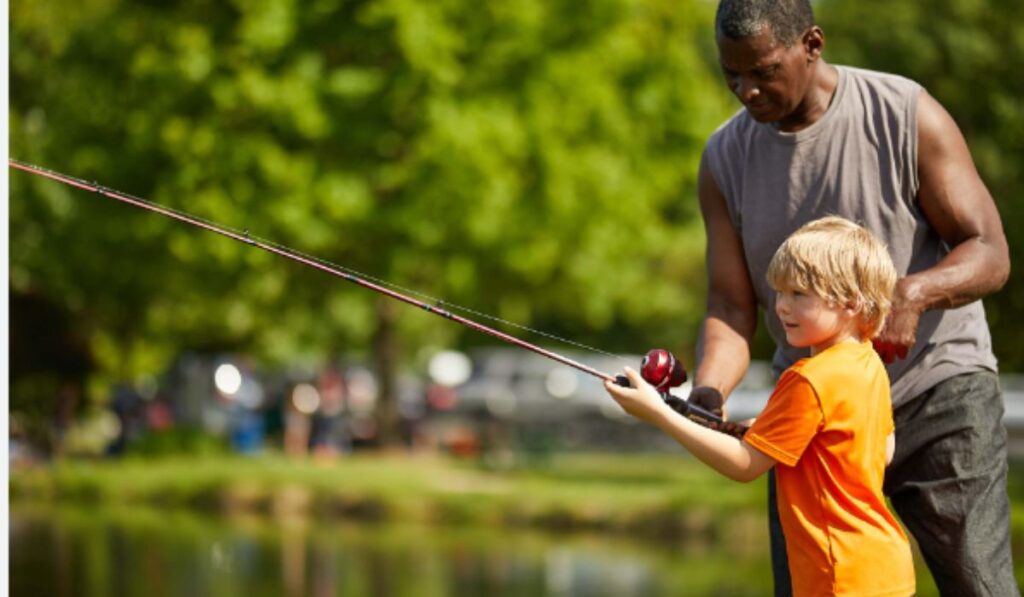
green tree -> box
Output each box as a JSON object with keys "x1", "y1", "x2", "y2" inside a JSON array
[{"x1": 10, "y1": 0, "x2": 734, "y2": 446}]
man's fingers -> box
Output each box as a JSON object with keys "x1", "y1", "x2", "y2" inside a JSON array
[
  {"x1": 873, "y1": 339, "x2": 894, "y2": 363},
  {"x1": 872, "y1": 338, "x2": 911, "y2": 363}
]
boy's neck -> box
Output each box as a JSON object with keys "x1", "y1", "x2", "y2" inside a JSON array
[{"x1": 810, "y1": 334, "x2": 863, "y2": 357}]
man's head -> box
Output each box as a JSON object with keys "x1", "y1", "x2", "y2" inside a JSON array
[
  {"x1": 715, "y1": 0, "x2": 823, "y2": 126},
  {"x1": 767, "y1": 217, "x2": 897, "y2": 339},
  {"x1": 716, "y1": 0, "x2": 814, "y2": 47}
]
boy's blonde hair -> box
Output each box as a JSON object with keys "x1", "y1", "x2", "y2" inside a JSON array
[{"x1": 767, "y1": 216, "x2": 897, "y2": 339}]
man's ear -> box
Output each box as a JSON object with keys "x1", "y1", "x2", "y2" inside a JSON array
[{"x1": 802, "y1": 26, "x2": 825, "y2": 62}]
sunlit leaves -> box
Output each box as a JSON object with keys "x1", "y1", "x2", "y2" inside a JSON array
[{"x1": 11, "y1": 0, "x2": 736, "y2": 387}]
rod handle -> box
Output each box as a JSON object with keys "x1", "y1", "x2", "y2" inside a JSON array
[{"x1": 614, "y1": 374, "x2": 745, "y2": 436}]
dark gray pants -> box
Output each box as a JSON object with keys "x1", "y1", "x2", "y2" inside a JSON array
[{"x1": 768, "y1": 371, "x2": 1018, "y2": 596}]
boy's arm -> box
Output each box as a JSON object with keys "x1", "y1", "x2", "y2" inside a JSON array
[
  {"x1": 885, "y1": 432, "x2": 895, "y2": 467},
  {"x1": 605, "y1": 368, "x2": 776, "y2": 483}
]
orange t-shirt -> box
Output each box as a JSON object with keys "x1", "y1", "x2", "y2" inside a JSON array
[{"x1": 745, "y1": 341, "x2": 915, "y2": 597}]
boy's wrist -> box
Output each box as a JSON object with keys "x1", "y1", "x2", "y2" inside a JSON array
[{"x1": 653, "y1": 399, "x2": 699, "y2": 431}]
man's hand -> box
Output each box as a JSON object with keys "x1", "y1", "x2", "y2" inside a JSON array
[
  {"x1": 686, "y1": 385, "x2": 732, "y2": 432},
  {"x1": 688, "y1": 386, "x2": 726, "y2": 419},
  {"x1": 872, "y1": 278, "x2": 924, "y2": 363}
]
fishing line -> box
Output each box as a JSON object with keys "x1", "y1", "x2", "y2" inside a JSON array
[
  {"x1": 9, "y1": 160, "x2": 628, "y2": 369},
  {"x1": 9, "y1": 158, "x2": 728, "y2": 427}
]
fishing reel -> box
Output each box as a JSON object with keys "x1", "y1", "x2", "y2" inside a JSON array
[
  {"x1": 613, "y1": 348, "x2": 687, "y2": 390},
  {"x1": 639, "y1": 348, "x2": 688, "y2": 391},
  {"x1": 615, "y1": 349, "x2": 724, "y2": 425}
]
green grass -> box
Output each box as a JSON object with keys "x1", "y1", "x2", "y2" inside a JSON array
[
  {"x1": 10, "y1": 452, "x2": 766, "y2": 538},
  {"x1": 12, "y1": 451, "x2": 1024, "y2": 548}
]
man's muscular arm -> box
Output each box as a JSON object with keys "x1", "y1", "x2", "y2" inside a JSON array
[
  {"x1": 691, "y1": 154, "x2": 760, "y2": 415},
  {"x1": 875, "y1": 91, "x2": 1010, "y2": 360}
]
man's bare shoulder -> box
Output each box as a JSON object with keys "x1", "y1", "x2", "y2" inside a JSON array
[{"x1": 706, "y1": 107, "x2": 754, "y2": 148}]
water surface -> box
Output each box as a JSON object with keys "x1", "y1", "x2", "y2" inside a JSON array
[{"x1": 11, "y1": 505, "x2": 774, "y2": 596}]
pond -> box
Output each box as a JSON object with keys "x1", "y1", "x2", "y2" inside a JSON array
[{"x1": 11, "y1": 504, "x2": 776, "y2": 596}]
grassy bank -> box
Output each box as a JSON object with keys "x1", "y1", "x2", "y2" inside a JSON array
[
  {"x1": 12, "y1": 452, "x2": 1024, "y2": 543},
  {"x1": 10, "y1": 452, "x2": 768, "y2": 540}
]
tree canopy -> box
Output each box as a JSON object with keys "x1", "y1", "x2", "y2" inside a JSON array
[
  {"x1": 10, "y1": 0, "x2": 1024, "y2": 428},
  {"x1": 10, "y1": 0, "x2": 735, "y2": 440}
]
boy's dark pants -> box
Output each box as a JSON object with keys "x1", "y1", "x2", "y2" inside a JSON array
[{"x1": 767, "y1": 371, "x2": 1018, "y2": 596}]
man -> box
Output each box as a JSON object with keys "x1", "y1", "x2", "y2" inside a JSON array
[{"x1": 691, "y1": 0, "x2": 1015, "y2": 594}]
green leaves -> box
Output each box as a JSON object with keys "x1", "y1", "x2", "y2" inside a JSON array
[{"x1": 10, "y1": 0, "x2": 732, "y2": 387}]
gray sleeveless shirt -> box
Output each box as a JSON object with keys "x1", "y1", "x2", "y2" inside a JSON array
[{"x1": 704, "y1": 65, "x2": 997, "y2": 406}]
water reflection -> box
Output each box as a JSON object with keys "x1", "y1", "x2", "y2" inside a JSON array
[{"x1": 10, "y1": 505, "x2": 774, "y2": 596}]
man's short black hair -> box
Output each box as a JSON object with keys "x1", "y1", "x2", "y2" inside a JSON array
[{"x1": 716, "y1": 0, "x2": 815, "y2": 47}]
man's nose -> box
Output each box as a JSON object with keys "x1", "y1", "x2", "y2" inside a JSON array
[{"x1": 734, "y1": 76, "x2": 760, "y2": 103}]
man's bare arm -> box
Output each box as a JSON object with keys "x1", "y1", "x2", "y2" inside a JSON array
[
  {"x1": 692, "y1": 153, "x2": 760, "y2": 411},
  {"x1": 876, "y1": 91, "x2": 1010, "y2": 356}
]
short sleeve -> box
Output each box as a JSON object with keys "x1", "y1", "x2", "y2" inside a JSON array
[{"x1": 745, "y1": 370, "x2": 824, "y2": 467}]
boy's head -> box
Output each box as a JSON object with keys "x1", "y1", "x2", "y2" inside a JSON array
[{"x1": 767, "y1": 216, "x2": 897, "y2": 338}]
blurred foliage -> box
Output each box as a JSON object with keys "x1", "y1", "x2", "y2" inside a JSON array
[
  {"x1": 10, "y1": 453, "x2": 768, "y2": 525},
  {"x1": 122, "y1": 426, "x2": 231, "y2": 457},
  {"x1": 9, "y1": 0, "x2": 733, "y2": 405},
  {"x1": 9, "y1": 0, "x2": 1024, "y2": 425}
]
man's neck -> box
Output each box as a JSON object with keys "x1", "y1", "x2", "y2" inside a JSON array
[{"x1": 775, "y1": 61, "x2": 839, "y2": 133}]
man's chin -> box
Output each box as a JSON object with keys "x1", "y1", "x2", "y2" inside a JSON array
[{"x1": 745, "y1": 106, "x2": 780, "y2": 123}]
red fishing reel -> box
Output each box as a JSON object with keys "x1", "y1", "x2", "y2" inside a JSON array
[
  {"x1": 639, "y1": 348, "x2": 688, "y2": 390},
  {"x1": 614, "y1": 349, "x2": 688, "y2": 390}
]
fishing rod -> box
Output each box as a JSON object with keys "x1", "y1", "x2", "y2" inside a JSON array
[{"x1": 9, "y1": 159, "x2": 734, "y2": 429}]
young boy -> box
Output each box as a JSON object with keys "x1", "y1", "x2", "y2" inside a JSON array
[{"x1": 605, "y1": 216, "x2": 914, "y2": 596}]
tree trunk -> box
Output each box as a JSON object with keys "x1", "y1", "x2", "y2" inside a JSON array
[{"x1": 372, "y1": 297, "x2": 402, "y2": 448}]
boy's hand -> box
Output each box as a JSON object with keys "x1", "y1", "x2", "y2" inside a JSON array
[{"x1": 603, "y1": 367, "x2": 672, "y2": 424}]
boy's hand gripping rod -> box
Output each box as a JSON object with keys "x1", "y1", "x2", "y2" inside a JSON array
[{"x1": 9, "y1": 159, "x2": 738, "y2": 432}]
